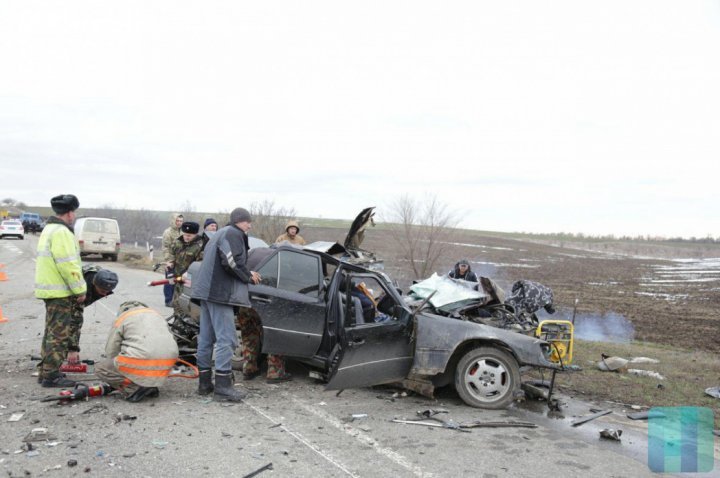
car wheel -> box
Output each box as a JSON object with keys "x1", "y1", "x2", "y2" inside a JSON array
[{"x1": 455, "y1": 346, "x2": 520, "y2": 409}]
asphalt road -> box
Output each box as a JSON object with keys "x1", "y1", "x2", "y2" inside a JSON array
[{"x1": 0, "y1": 235, "x2": 714, "y2": 477}]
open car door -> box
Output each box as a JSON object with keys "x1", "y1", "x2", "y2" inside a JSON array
[
  {"x1": 325, "y1": 272, "x2": 414, "y2": 390},
  {"x1": 249, "y1": 248, "x2": 326, "y2": 358}
]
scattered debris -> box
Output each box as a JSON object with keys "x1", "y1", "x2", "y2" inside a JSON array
[
  {"x1": 152, "y1": 440, "x2": 169, "y2": 449},
  {"x1": 46, "y1": 441, "x2": 62, "y2": 447},
  {"x1": 522, "y1": 381, "x2": 550, "y2": 401},
  {"x1": 222, "y1": 431, "x2": 233, "y2": 437},
  {"x1": 705, "y1": 386, "x2": 720, "y2": 399},
  {"x1": 459, "y1": 420, "x2": 537, "y2": 429},
  {"x1": 42, "y1": 465, "x2": 62, "y2": 472},
  {"x1": 68, "y1": 459, "x2": 78, "y2": 467},
  {"x1": 597, "y1": 355, "x2": 628, "y2": 372},
  {"x1": 81, "y1": 404, "x2": 108, "y2": 415},
  {"x1": 571, "y1": 410, "x2": 612, "y2": 427},
  {"x1": 351, "y1": 413, "x2": 368, "y2": 419},
  {"x1": 23, "y1": 428, "x2": 57, "y2": 442},
  {"x1": 627, "y1": 410, "x2": 666, "y2": 420},
  {"x1": 268, "y1": 423, "x2": 281, "y2": 429},
  {"x1": 599, "y1": 428, "x2": 622, "y2": 441},
  {"x1": 7, "y1": 412, "x2": 24, "y2": 422},
  {"x1": 114, "y1": 413, "x2": 137, "y2": 423},
  {"x1": 26, "y1": 450, "x2": 40, "y2": 458},
  {"x1": 241, "y1": 462, "x2": 273, "y2": 478},
  {"x1": 122, "y1": 453, "x2": 136, "y2": 458},
  {"x1": 629, "y1": 357, "x2": 659, "y2": 364},
  {"x1": 628, "y1": 369, "x2": 665, "y2": 380}
]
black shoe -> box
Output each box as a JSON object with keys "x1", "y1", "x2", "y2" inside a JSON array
[
  {"x1": 266, "y1": 372, "x2": 293, "y2": 383},
  {"x1": 242, "y1": 370, "x2": 261, "y2": 381},
  {"x1": 41, "y1": 373, "x2": 77, "y2": 388},
  {"x1": 126, "y1": 387, "x2": 159, "y2": 403}
]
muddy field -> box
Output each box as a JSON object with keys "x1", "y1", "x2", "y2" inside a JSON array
[{"x1": 298, "y1": 225, "x2": 720, "y2": 352}]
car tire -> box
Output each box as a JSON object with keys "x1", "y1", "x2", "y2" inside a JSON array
[{"x1": 455, "y1": 346, "x2": 520, "y2": 409}]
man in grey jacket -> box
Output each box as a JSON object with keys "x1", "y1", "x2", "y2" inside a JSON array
[{"x1": 191, "y1": 207, "x2": 260, "y2": 401}]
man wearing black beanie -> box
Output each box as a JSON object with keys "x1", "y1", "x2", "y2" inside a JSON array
[{"x1": 190, "y1": 208, "x2": 260, "y2": 402}]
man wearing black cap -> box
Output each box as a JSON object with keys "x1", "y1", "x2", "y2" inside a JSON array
[
  {"x1": 34, "y1": 194, "x2": 87, "y2": 387},
  {"x1": 191, "y1": 207, "x2": 261, "y2": 402},
  {"x1": 167, "y1": 221, "x2": 204, "y2": 313},
  {"x1": 201, "y1": 218, "x2": 218, "y2": 249}
]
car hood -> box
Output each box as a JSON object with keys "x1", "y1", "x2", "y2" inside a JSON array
[{"x1": 344, "y1": 207, "x2": 375, "y2": 250}]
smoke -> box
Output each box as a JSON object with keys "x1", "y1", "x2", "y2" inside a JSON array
[{"x1": 570, "y1": 311, "x2": 635, "y2": 343}]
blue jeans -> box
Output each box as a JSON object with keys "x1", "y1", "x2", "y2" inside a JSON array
[{"x1": 197, "y1": 300, "x2": 238, "y2": 372}]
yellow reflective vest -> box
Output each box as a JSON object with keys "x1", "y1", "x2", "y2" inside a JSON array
[{"x1": 34, "y1": 221, "x2": 87, "y2": 299}]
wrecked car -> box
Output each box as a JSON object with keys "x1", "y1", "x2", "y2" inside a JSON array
[
  {"x1": 180, "y1": 243, "x2": 563, "y2": 409},
  {"x1": 407, "y1": 274, "x2": 574, "y2": 367}
]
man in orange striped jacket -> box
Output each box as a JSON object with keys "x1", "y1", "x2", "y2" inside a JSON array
[{"x1": 95, "y1": 301, "x2": 179, "y2": 402}]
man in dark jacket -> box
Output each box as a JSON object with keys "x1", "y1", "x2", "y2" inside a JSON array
[
  {"x1": 448, "y1": 259, "x2": 479, "y2": 282},
  {"x1": 191, "y1": 207, "x2": 260, "y2": 402}
]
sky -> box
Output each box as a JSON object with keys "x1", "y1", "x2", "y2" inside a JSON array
[{"x1": 1, "y1": 1, "x2": 719, "y2": 238}]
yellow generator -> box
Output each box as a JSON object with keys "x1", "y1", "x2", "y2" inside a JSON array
[{"x1": 536, "y1": 320, "x2": 574, "y2": 366}]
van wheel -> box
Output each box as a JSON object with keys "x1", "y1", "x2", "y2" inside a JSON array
[
  {"x1": 110, "y1": 254, "x2": 118, "y2": 262},
  {"x1": 455, "y1": 347, "x2": 520, "y2": 409}
]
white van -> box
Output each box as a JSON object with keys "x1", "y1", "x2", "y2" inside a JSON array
[{"x1": 74, "y1": 217, "x2": 121, "y2": 261}]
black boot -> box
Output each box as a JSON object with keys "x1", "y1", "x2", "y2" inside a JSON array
[
  {"x1": 213, "y1": 370, "x2": 246, "y2": 402},
  {"x1": 198, "y1": 368, "x2": 214, "y2": 395},
  {"x1": 126, "y1": 387, "x2": 159, "y2": 403},
  {"x1": 41, "y1": 372, "x2": 77, "y2": 388}
]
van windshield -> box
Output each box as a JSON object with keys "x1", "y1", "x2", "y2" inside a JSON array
[{"x1": 85, "y1": 220, "x2": 118, "y2": 234}]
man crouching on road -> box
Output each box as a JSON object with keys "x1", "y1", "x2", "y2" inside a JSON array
[
  {"x1": 95, "y1": 301, "x2": 179, "y2": 403},
  {"x1": 191, "y1": 207, "x2": 261, "y2": 402}
]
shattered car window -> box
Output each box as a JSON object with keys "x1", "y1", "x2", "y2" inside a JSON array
[
  {"x1": 257, "y1": 254, "x2": 279, "y2": 287},
  {"x1": 277, "y1": 251, "x2": 321, "y2": 296}
]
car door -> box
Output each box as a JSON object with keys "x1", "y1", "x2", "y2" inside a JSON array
[
  {"x1": 325, "y1": 273, "x2": 414, "y2": 390},
  {"x1": 250, "y1": 249, "x2": 326, "y2": 358}
]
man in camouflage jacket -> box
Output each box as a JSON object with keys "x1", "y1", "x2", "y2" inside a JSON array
[{"x1": 167, "y1": 221, "x2": 203, "y2": 314}]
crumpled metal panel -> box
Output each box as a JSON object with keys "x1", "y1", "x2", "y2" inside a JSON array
[
  {"x1": 409, "y1": 273, "x2": 487, "y2": 308},
  {"x1": 411, "y1": 313, "x2": 557, "y2": 375}
]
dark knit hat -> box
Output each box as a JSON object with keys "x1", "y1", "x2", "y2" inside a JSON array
[
  {"x1": 181, "y1": 221, "x2": 200, "y2": 234},
  {"x1": 203, "y1": 218, "x2": 218, "y2": 229},
  {"x1": 50, "y1": 194, "x2": 80, "y2": 214},
  {"x1": 458, "y1": 259, "x2": 470, "y2": 266},
  {"x1": 230, "y1": 207, "x2": 252, "y2": 224}
]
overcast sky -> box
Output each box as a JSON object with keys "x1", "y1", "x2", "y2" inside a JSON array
[{"x1": 1, "y1": 1, "x2": 719, "y2": 238}]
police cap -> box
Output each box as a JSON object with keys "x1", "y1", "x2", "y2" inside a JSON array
[
  {"x1": 50, "y1": 194, "x2": 80, "y2": 214},
  {"x1": 181, "y1": 221, "x2": 200, "y2": 234}
]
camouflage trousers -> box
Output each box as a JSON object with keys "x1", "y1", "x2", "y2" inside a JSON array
[
  {"x1": 39, "y1": 297, "x2": 84, "y2": 378},
  {"x1": 236, "y1": 308, "x2": 286, "y2": 379}
]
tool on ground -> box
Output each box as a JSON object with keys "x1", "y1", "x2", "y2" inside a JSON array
[
  {"x1": 40, "y1": 382, "x2": 114, "y2": 403},
  {"x1": 60, "y1": 359, "x2": 95, "y2": 374}
]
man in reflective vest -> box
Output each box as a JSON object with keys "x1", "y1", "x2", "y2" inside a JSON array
[
  {"x1": 95, "y1": 301, "x2": 179, "y2": 402},
  {"x1": 34, "y1": 194, "x2": 87, "y2": 388}
]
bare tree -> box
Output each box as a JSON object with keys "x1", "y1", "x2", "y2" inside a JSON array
[
  {"x1": 249, "y1": 200, "x2": 297, "y2": 244},
  {"x1": 385, "y1": 194, "x2": 461, "y2": 280}
]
